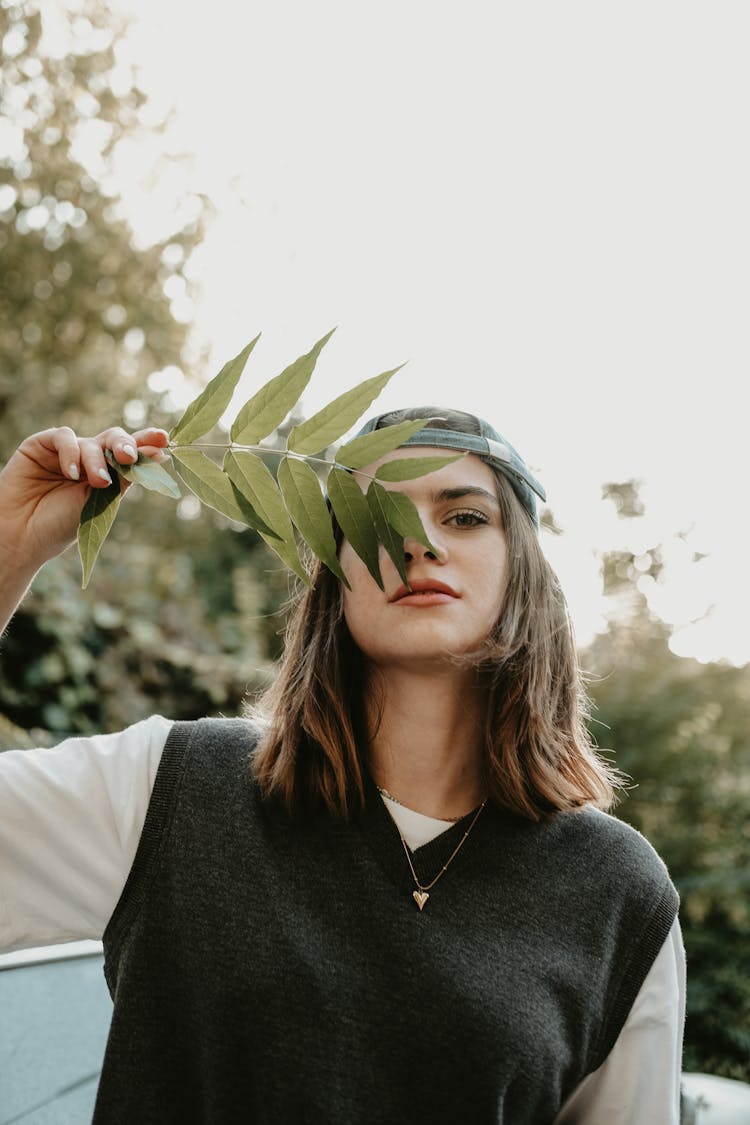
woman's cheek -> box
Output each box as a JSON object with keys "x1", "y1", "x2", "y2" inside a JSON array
[{"x1": 338, "y1": 539, "x2": 359, "y2": 586}]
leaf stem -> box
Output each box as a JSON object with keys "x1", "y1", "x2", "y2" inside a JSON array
[{"x1": 168, "y1": 441, "x2": 378, "y2": 479}]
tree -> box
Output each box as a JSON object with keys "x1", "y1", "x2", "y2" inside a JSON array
[
  {"x1": 584, "y1": 490, "x2": 750, "y2": 1080},
  {"x1": 0, "y1": 0, "x2": 203, "y2": 448},
  {"x1": 0, "y1": 0, "x2": 288, "y2": 738}
]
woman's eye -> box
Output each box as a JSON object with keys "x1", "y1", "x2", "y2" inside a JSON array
[{"x1": 447, "y1": 508, "x2": 490, "y2": 528}]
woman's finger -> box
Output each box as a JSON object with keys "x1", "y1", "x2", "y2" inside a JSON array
[
  {"x1": 135, "y1": 444, "x2": 169, "y2": 463},
  {"x1": 39, "y1": 426, "x2": 86, "y2": 482},
  {"x1": 92, "y1": 426, "x2": 142, "y2": 466},
  {"x1": 132, "y1": 427, "x2": 170, "y2": 448},
  {"x1": 78, "y1": 437, "x2": 117, "y2": 488},
  {"x1": 133, "y1": 429, "x2": 170, "y2": 463}
]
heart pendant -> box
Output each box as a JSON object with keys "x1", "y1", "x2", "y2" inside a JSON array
[{"x1": 413, "y1": 890, "x2": 429, "y2": 911}]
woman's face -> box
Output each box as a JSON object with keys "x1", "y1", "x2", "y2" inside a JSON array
[{"x1": 339, "y1": 448, "x2": 508, "y2": 672}]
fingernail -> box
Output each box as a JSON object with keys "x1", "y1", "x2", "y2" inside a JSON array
[
  {"x1": 69, "y1": 463, "x2": 80, "y2": 481},
  {"x1": 98, "y1": 468, "x2": 112, "y2": 484},
  {"x1": 122, "y1": 444, "x2": 137, "y2": 460}
]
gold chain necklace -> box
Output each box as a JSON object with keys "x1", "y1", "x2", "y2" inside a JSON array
[
  {"x1": 377, "y1": 787, "x2": 463, "y2": 822},
  {"x1": 394, "y1": 799, "x2": 487, "y2": 911}
]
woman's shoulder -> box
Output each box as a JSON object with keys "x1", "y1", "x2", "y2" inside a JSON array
[
  {"x1": 165, "y1": 714, "x2": 267, "y2": 743},
  {"x1": 548, "y1": 805, "x2": 678, "y2": 905},
  {"x1": 159, "y1": 714, "x2": 268, "y2": 769},
  {"x1": 492, "y1": 802, "x2": 676, "y2": 898},
  {"x1": 564, "y1": 804, "x2": 667, "y2": 862}
]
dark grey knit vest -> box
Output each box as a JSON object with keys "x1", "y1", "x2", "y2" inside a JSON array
[{"x1": 96, "y1": 718, "x2": 678, "y2": 1124}]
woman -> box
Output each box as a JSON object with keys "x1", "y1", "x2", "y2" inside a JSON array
[{"x1": 0, "y1": 410, "x2": 684, "y2": 1124}]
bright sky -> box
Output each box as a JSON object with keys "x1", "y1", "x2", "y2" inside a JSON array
[{"x1": 61, "y1": 1, "x2": 750, "y2": 662}]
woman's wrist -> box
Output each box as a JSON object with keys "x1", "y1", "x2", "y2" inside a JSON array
[
  {"x1": 0, "y1": 552, "x2": 42, "y2": 637},
  {"x1": 0, "y1": 514, "x2": 50, "y2": 575}
]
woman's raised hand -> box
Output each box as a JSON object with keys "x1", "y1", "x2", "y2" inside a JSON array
[{"x1": 0, "y1": 425, "x2": 170, "y2": 570}]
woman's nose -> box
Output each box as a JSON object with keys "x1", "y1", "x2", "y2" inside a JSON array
[{"x1": 403, "y1": 539, "x2": 442, "y2": 563}]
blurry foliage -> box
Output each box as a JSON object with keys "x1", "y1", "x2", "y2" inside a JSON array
[
  {"x1": 0, "y1": 0, "x2": 292, "y2": 736},
  {"x1": 539, "y1": 506, "x2": 563, "y2": 536},
  {"x1": 0, "y1": 507, "x2": 291, "y2": 736},
  {"x1": 585, "y1": 500, "x2": 750, "y2": 1082},
  {"x1": 601, "y1": 478, "x2": 645, "y2": 519},
  {"x1": 0, "y1": 0, "x2": 202, "y2": 450}
]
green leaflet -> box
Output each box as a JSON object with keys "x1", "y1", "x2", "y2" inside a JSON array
[
  {"x1": 169, "y1": 334, "x2": 260, "y2": 445},
  {"x1": 170, "y1": 449, "x2": 277, "y2": 537},
  {"x1": 372, "y1": 485, "x2": 439, "y2": 556},
  {"x1": 230, "y1": 329, "x2": 335, "y2": 445},
  {"x1": 366, "y1": 481, "x2": 408, "y2": 586},
  {"x1": 223, "y1": 451, "x2": 309, "y2": 583},
  {"x1": 105, "y1": 451, "x2": 181, "y2": 499},
  {"x1": 286, "y1": 365, "x2": 405, "y2": 456},
  {"x1": 277, "y1": 457, "x2": 348, "y2": 587},
  {"x1": 335, "y1": 419, "x2": 432, "y2": 470},
  {"x1": 223, "y1": 451, "x2": 295, "y2": 542},
  {"x1": 78, "y1": 478, "x2": 123, "y2": 589},
  {"x1": 327, "y1": 468, "x2": 383, "y2": 590},
  {"x1": 374, "y1": 454, "x2": 463, "y2": 482}
]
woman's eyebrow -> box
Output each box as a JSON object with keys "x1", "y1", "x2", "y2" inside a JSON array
[{"x1": 432, "y1": 486, "x2": 500, "y2": 506}]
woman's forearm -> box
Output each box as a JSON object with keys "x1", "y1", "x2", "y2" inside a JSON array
[{"x1": 0, "y1": 539, "x2": 44, "y2": 637}]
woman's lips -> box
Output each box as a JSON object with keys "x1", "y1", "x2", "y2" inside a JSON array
[{"x1": 388, "y1": 580, "x2": 460, "y2": 606}]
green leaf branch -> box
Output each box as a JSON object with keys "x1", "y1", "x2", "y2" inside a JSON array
[{"x1": 77, "y1": 330, "x2": 461, "y2": 589}]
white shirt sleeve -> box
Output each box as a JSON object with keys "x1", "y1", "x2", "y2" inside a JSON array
[
  {"x1": 553, "y1": 916, "x2": 686, "y2": 1125},
  {"x1": 0, "y1": 714, "x2": 172, "y2": 952}
]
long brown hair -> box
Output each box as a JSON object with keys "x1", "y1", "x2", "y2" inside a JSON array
[{"x1": 250, "y1": 411, "x2": 619, "y2": 821}]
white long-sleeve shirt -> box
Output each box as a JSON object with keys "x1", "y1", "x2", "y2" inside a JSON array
[{"x1": 0, "y1": 715, "x2": 686, "y2": 1122}]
